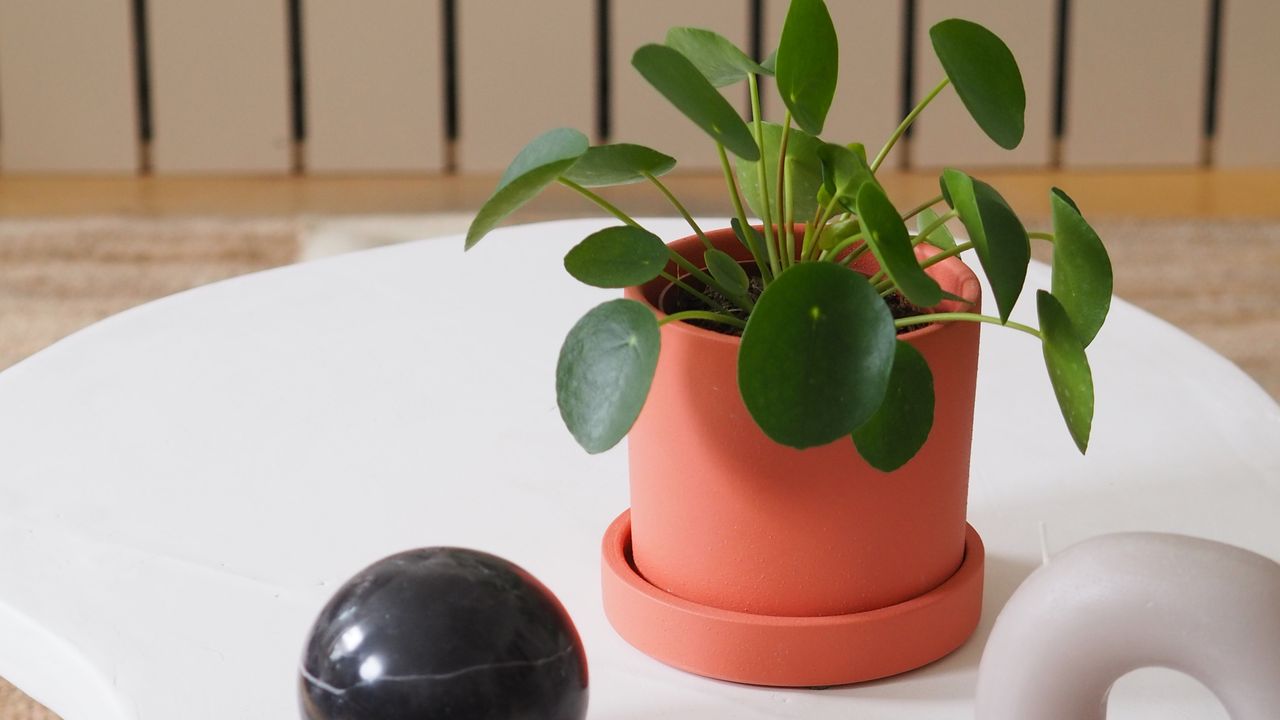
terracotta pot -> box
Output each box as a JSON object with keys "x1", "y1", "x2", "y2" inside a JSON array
[{"x1": 601, "y1": 225, "x2": 985, "y2": 685}]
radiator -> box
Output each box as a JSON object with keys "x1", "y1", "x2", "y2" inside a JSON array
[{"x1": 0, "y1": 0, "x2": 1272, "y2": 175}]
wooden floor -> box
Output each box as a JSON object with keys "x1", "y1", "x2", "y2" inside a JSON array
[{"x1": 1, "y1": 169, "x2": 1279, "y2": 220}]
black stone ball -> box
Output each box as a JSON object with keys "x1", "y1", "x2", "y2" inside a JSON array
[{"x1": 299, "y1": 547, "x2": 588, "y2": 720}]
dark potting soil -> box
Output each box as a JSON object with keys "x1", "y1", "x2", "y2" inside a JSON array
[{"x1": 659, "y1": 263, "x2": 930, "y2": 336}]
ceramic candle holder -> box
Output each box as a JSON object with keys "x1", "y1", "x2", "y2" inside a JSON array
[{"x1": 975, "y1": 533, "x2": 1280, "y2": 719}]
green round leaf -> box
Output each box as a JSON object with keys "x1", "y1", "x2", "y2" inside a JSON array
[
  {"x1": 916, "y1": 207, "x2": 956, "y2": 250},
  {"x1": 631, "y1": 44, "x2": 759, "y2": 161},
  {"x1": 818, "y1": 217, "x2": 860, "y2": 251},
  {"x1": 731, "y1": 218, "x2": 768, "y2": 263},
  {"x1": 941, "y1": 168, "x2": 1029, "y2": 322},
  {"x1": 739, "y1": 263, "x2": 895, "y2": 448},
  {"x1": 1050, "y1": 188, "x2": 1112, "y2": 347},
  {"x1": 775, "y1": 0, "x2": 838, "y2": 135},
  {"x1": 929, "y1": 19, "x2": 1026, "y2": 150},
  {"x1": 852, "y1": 341, "x2": 935, "y2": 471},
  {"x1": 856, "y1": 183, "x2": 942, "y2": 307},
  {"x1": 563, "y1": 227, "x2": 670, "y2": 288},
  {"x1": 665, "y1": 27, "x2": 766, "y2": 87},
  {"x1": 736, "y1": 122, "x2": 823, "y2": 222},
  {"x1": 704, "y1": 248, "x2": 750, "y2": 296},
  {"x1": 819, "y1": 142, "x2": 879, "y2": 212},
  {"x1": 561, "y1": 144, "x2": 676, "y2": 187},
  {"x1": 466, "y1": 128, "x2": 588, "y2": 249},
  {"x1": 556, "y1": 299, "x2": 661, "y2": 454},
  {"x1": 1037, "y1": 290, "x2": 1094, "y2": 454}
]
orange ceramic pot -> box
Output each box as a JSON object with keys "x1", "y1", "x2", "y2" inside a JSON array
[{"x1": 601, "y1": 225, "x2": 985, "y2": 686}]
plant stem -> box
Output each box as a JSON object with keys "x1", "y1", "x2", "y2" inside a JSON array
[
  {"x1": 659, "y1": 310, "x2": 747, "y2": 330},
  {"x1": 913, "y1": 209, "x2": 959, "y2": 246},
  {"x1": 645, "y1": 172, "x2": 712, "y2": 250},
  {"x1": 901, "y1": 194, "x2": 945, "y2": 221},
  {"x1": 800, "y1": 203, "x2": 827, "y2": 261},
  {"x1": 718, "y1": 143, "x2": 772, "y2": 284},
  {"x1": 659, "y1": 271, "x2": 720, "y2": 311},
  {"x1": 557, "y1": 178, "x2": 641, "y2": 227},
  {"x1": 822, "y1": 231, "x2": 867, "y2": 262},
  {"x1": 748, "y1": 73, "x2": 782, "y2": 277},
  {"x1": 776, "y1": 113, "x2": 793, "y2": 269},
  {"x1": 894, "y1": 312, "x2": 1041, "y2": 340},
  {"x1": 804, "y1": 191, "x2": 845, "y2": 262},
  {"x1": 871, "y1": 77, "x2": 951, "y2": 173},
  {"x1": 1029, "y1": 231, "x2": 1055, "y2": 243},
  {"x1": 784, "y1": 155, "x2": 797, "y2": 266},
  {"x1": 919, "y1": 240, "x2": 974, "y2": 270}
]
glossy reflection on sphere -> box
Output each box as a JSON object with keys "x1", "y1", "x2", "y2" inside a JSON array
[{"x1": 299, "y1": 547, "x2": 588, "y2": 720}]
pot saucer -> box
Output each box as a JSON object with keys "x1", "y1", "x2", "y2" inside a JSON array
[{"x1": 601, "y1": 511, "x2": 985, "y2": 687}]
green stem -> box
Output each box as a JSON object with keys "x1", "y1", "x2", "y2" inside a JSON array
[
  {"x1": 718, "y1": 143, "x2": 772, "y2": 284},
  {"x1": 784, "y1": 155, "x2": 797, "y2": 266},
  {"x1": 822, "y1": 231, "x2": 867, "y2": 262},
  {"x1": 557, "y1": 178, "x2": 641, "y2": 227},
  {"x1": 871, "y1": 77, "x2": 951, "y2": 173},
  {"x1": 912, "y1": 209, "x2": 959, "y2": 246},
  {"x1": 901, "y1": 194, "x2": 945, "y2": 221},
  {"x1": 1029, "y1": 231, "x2": 1055, "y2": 243},
  {"x1": 800, "y1": 205, "x2": 822, "y2": 261},
  {"x1": 645, "y1": 172, "x2": 712, "y2": 250},
  {"x1": 748, "y1": 73, "x2": 781, "y2": 277},
  {"x1": 919, "y1": 240, "x2": 974, "y2": 270},
  {"x1": 776, "y1": 113, "x2": 793, "y2": 269},
  {"x1": 660, "y1": 271, "x2": 719, "y2": 311},
  {"x1": 894, "y1": 312, "x2": 1041, "y2": 340},
  {"x1": 805, "y1": 191, "x2": 844, "y2": 262},
  {"x1": 660, "y1": 310, "x2": 747, "y2": 330}
]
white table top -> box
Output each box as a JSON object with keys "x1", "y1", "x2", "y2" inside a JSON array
[{"x1": 0, "y1": 218, "x2": 1276, "y2": 719}]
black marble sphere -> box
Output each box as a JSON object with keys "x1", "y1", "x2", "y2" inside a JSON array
[{"x1": 299, "y1": 547, "x2": 588, "y2": 720}]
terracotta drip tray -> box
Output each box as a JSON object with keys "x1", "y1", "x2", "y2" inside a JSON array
[{"x1": 600, "y1": 510, "x2": 985, "y2": 687}]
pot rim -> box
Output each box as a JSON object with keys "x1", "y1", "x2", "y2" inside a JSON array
[{"x1": 623, "y1": 225, "x2": 983, "y2": 346}]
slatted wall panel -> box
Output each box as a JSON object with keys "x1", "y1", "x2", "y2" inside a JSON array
[
  {"x1": 1214, "y1": 0, "x2": 1280, "y2": 167},
  {"x1": 1061, "y1": 0, "x2": 1210, "y2": 168},
  {"x1": 455, "y1": 0, "x2": 595, "y2": 173},
  {"x1": 1, "y1": 0, "x2": 1272, "y2": 175},
  {"x1": 762, "y1": 0, "x2": 903, "y2": 156},
  {"x1": 148, "y1": 0, "x2": 292, "y2": 173},
  {"x1": 0, "y1": 0, "x2": 139, "y2": 173},
  {"x1": 610, "y1": 1, "x2": 751, "y2": 170},
  {"x1": 911, "y1": 0, "x2": 1055, "y2": 169},
  {"x1": 302, "y1": 0, "x2": 445, "y2": 173}
]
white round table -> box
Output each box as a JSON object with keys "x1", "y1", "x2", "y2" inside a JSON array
[{"x1": 0, "y1": 219, "x2": 1276, "y2": 719}]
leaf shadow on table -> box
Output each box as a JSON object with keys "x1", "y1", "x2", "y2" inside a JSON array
[{"x1": 820, "y1": 552, "x2": 1040, "y2": 702}]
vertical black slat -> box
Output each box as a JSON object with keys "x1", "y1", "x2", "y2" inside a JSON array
[
  {"x1": 750, "y1": 0, "x2": 764, "y2": 61},
  {"x1": 1052, "y1": 0, "x2": 1070, "y2": 140},
  {"x1": 131, "y1": 0, "x2": 153, "y2": 145},
  {"x1": 442, "y1": 0, "x2": 458, "y2": 143},
  {"x1": 596, "y1": 0, "x2": 610, "y2": 141},
  {"x1": 287, "y1": 0, "x2": 305, "y2": 143},
  {"x1": 749, "y1": 0, "x2": 764, "y2": 116},
  {"x1": 901, "y1": 0, "x2": 916, "y2": 139},
  {"x1": 1204, "y1": 0, "x2": 1224, "y2": 139}
]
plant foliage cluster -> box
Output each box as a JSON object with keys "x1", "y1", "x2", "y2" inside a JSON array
[{"x1": 467, "y1": 0, "x2": 1112, "y2": 471}]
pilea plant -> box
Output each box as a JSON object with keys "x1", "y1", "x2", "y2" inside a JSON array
[{"x1": 466, "y1": 0, "x2": 1112, "y2": 471}]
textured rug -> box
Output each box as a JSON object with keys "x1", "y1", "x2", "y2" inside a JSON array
[{"x1": 0, "y1": 214, "x2": 1276, "y2": 718}]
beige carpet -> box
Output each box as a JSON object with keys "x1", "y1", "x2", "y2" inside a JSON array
[{"x1": 0, "y1": 215, "x2": 1276, "y2": 718}]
